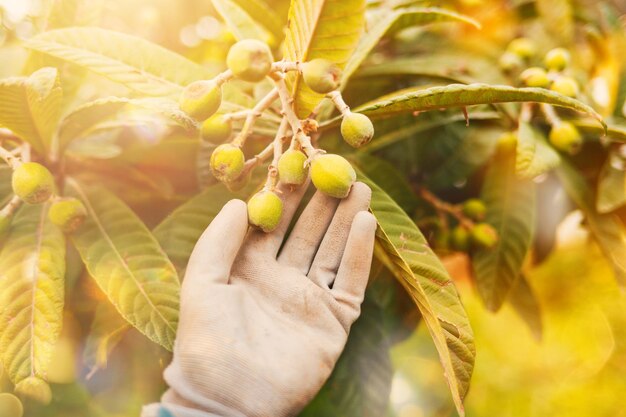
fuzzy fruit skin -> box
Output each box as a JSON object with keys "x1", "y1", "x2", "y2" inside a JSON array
[
  {"x1": 210, "y1": 144, "x2": 245, "y2": 183},
  {"x1": 0, "y1": 393, "x2": 23, "y2": 417},
  {"x1": 12, "y1": 162, "x2": 54, "y2": 204},
  {"x1": 463, "y1": 199, "x2": 487, "y2": 221},
  {"x1": 470, "y1": 223, "x2": 498, "y2": 249},
  {"x1": 520, "y1": 67, "x2": 550, "y2": 88},
  {"x1": 545, "y1": 48, "x2": 571, "y2": 71},
  {"x1": 310, "y1": 154, "x2": 356, "y2": 199},
  {"x1": 48, "y1": 198, "x2": 87, "y2": 233},
  {"x1": 247, "y1": 190, "x2": 283, "y2": 232},
  {"x1": 551, "y1": 76, "x2": 579, "y2": 97},
  {"x1": 201, "y1": 114, "x2": 232, "y2": 144},
  {"x1": 277, "y1": 149, "x2": 308, "y2": 185},
  {"x1": 227, "y1": 39, "x2": 273, "y2": 82},
  {"x1": 499, "y1": 52, "x2": 523, "y2": 72},
  {"x1": 507, "y1": 38, "x2": 536, "y2": 59},
  {"x1": 302, "y1": 59, "x2": 342, "y2": 94},
  {"x1": 549, "y1": 122, "x2": 582, "y2": 154},
  {"x1": 450, "y1": 226, "x2": 470, "y2": 252},
  {"x1": 341, "y1": 112, "x2": 374, "y2": 148},
  {"x1": 179, "y1": 80, "x2": 222, "y2": 121}
]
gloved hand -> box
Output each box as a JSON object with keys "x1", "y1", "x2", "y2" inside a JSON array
[{"x1": 142, "y1": 181, "x2": 377, "y2": 417}]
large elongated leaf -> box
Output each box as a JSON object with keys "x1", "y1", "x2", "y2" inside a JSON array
[
  {"x1": 58, "y1": 96, "x2": 197, "y2": 150},
  {"x1": 515, "y1": 121, "x2": 561, "y2": 179},
  {"x1": 342, "y1": 8, "x2": 480, "y2": 84},
  {"x1": 556, "y1": 161, "x2": 626, "y2": 286},
  {"x1": 508, "y1": 275, "x2": 542, "y2": 341},
  {"x1": 359, "y1": 170, "x2": 474, "y2": 416},
  {"x1": 67, "y1": 179, "x2": 180, "y2": 350},
  {"x1": 283, "y1": 0, "x2": 366, "y2": 117},
  {"x1": 351, "y1": 84, "x2": 605, "y2": 126},
  {"x1": 597, "y1": 155, "x2": 626, "y2": 213},
  {"x1": 0, "y1": 67, "x2": 62, "y2": 155},
  {"x1": 228, "y1": 0, "x2": 285, "y2": 43},
  {"x1": 153, "y1": 181, "x2": 261, "y2": 275},
  {"x1": 25, "y1": 28, "x2": 211, "y2": 97},
  {"x1": 0, "y1": 204, "x2": 66, "y2": 396},
  {"x1": 472, "y1": 145, "x2": 536, "y2": 311},
  {"x1": 212, "y1": 0, "x2": 274, "y2": 45}
]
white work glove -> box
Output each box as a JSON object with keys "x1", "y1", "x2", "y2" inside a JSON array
[{"x1": 142, "y1": 181, "x2": 377, "y2": 417}]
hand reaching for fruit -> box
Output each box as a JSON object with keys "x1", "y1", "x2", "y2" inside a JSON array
[{"x1": 142, "y1": 181, "x2": 377, "y2": 417}]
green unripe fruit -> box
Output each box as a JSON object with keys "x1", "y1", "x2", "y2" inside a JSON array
[
  {"x1": 210, "y1": 144, "x2": 245, "y2": 183},
  {"x1": 463, "y1": 199, "x2": 487, "y2": 221},
  {"x1": 497, "y1": 132, "x2": 518, "y2": 153},
  {"x1": 507, "y1": 38, "x2": 536, "y2": 59},
  {"x1": 302, "y1": 59, "x2": 342, "y2": 94},
  {"x1": 12, "y1": 162, "x2": 54, "y2": 204},
  {"x1": 544, "y1": 47, "x2": 571, "y2": 71},
  {"x1": 470, "y1": 223, "x2": 498, "y2": 249},
  {"x1": 433, "y1": 229, "x2": 450, "y2": 252},
  {"x1": 450, "y1": 226, "x2": 470, "y2": 252},
  {"x1": 551, "y1": 76, "x2": 579, "y2": 97},
  {"x1": 277, "y1": 149, "x2": 308, "y2": 186},
  {"x1": 340, "y1": 112, "x2": 374, "y2": 148},
  {"x1": 247, "y1": 190, "x2": 283, "y2": 232},
  {"x1": 520, "y1": 67, "x2": 550, "y2": 88},
  {"x1": 48, "y1": 198, "x2": 87, "y2": 233},
  {"x1": 310, "y1": 154, "x2": 356, "y2": 199},
  {"x1": 549, "y1": 122, "x2": 582, "y2": 154},
  {"x1": 499, "y1": 52, "x2": 523, "y2": 72},
  {"x1": 179, "y1": 80, "x2": 222, "y2": 121},
  {"x1": 227, "y1": 39, "x2": 273, "y2": 82},
  {"x1": 0, "y1": 393, "x2": 23, "y2": 417},
  {"x1": 201, "y1": 114, "x2": 232, "y2": 144}
]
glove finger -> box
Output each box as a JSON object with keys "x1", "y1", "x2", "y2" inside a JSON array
[
  {"x1": 245, "y1": 179, "x2": 310, "y2": 258},
  {"x1": 308, "y1": 182, "x2": 371, "y2": 288},
  {"x1": 277, "y1": 190, "x2": 339, "y2": 274},
  {"x1": 332, "y1": 211, "x2": 377, "y2": 324},
  {"x1": 183, "y1": 199, "x2": 248, "y2": 288}
]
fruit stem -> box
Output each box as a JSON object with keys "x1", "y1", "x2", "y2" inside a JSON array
[
  {"x1": 266, "y1": 118, "x2": 289, "y2": 190},
  {"x1": 0, "y1": 195, "x2": 22, "y2": 217},
  {"x1": 0, "y1": 145, "x2": 20, "y2": 168},
  {"x1": 213, "y1": 69, "x2": 234, "y2": 86},
  {"x1": 519, "y1": 102, "x2": 534, "y2": 123},
  {"x1": 231, "y1": 87, "x2": 280, "y2": 147},
  {"x1": 327, "y1": 91, "x2": 350, "y2": 116},
  {"x1": 417, "y1": 186, "x2": 474, "y2": 229},
  {"x1": 540, "y1": 103, "x2": 561, "y2": 127},
  {"x1": 271, "y1": 61, "x2": 302, "y2": 73}
]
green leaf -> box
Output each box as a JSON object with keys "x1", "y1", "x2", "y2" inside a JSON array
[
  {"x1": 351, "y1": 154, "x2": 419, "y2": 213},
  {"x1": 58, "y1": 96, "x2": 197, "y2": 151},
  {"x1": 66, "y1": 178, "x2": 180, "y2": 350},
  {"x1": 472, "y1": 145, "x2": 536, "y2": 311},
  {"x1": 283, "y1": 0, "x2": 366, "y2": 118},
  {"x1": 359, "y1": 170, "x2": 474, "y2": 416},
  {"x1": 597, "y1": 154, "x2": 626, "y2": 213},
  {"x1": 212, "y1": 0, "x2": 275, "y2": 46},
  {"x1": 0, "y1": 204, "x2": 66, "y2": 387},
  {"x1": 227, "y1": 0, "x2": 285, "y2": 43},
  {"x1": 342, "y1": 8, "x2": 480, "y2": 84},
  {"x1": 515, "y1": 121, "x2": 561, "y2": 179},
  {"x1": 153, "y1": 181, "x2": 261, "y2": 275},
  {"x1": 25, "y1": 27, "x2": 211, "y2": 97},
  {"x1": 351, "y1": 84, "x2": 605, "y2": 127},
  {"x1": 574, "y1": 119, "x2": 626, "y2": 143},
  {"x1": 508, "y1": 275, "x2": 542, "y2": 342},
  {"x1": 556, "y1": 161, "x2": 626, "y2": 286},
  {"x1": 0, "y1": 67, "x2": 62, "y2": 155},
  {"x1": 83, "y1": 301, "x2": 131, "y2": 376}
]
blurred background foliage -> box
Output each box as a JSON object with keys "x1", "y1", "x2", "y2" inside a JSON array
[{"x1": 1, "y1": 0, "x2": 626, "y2": 416}]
